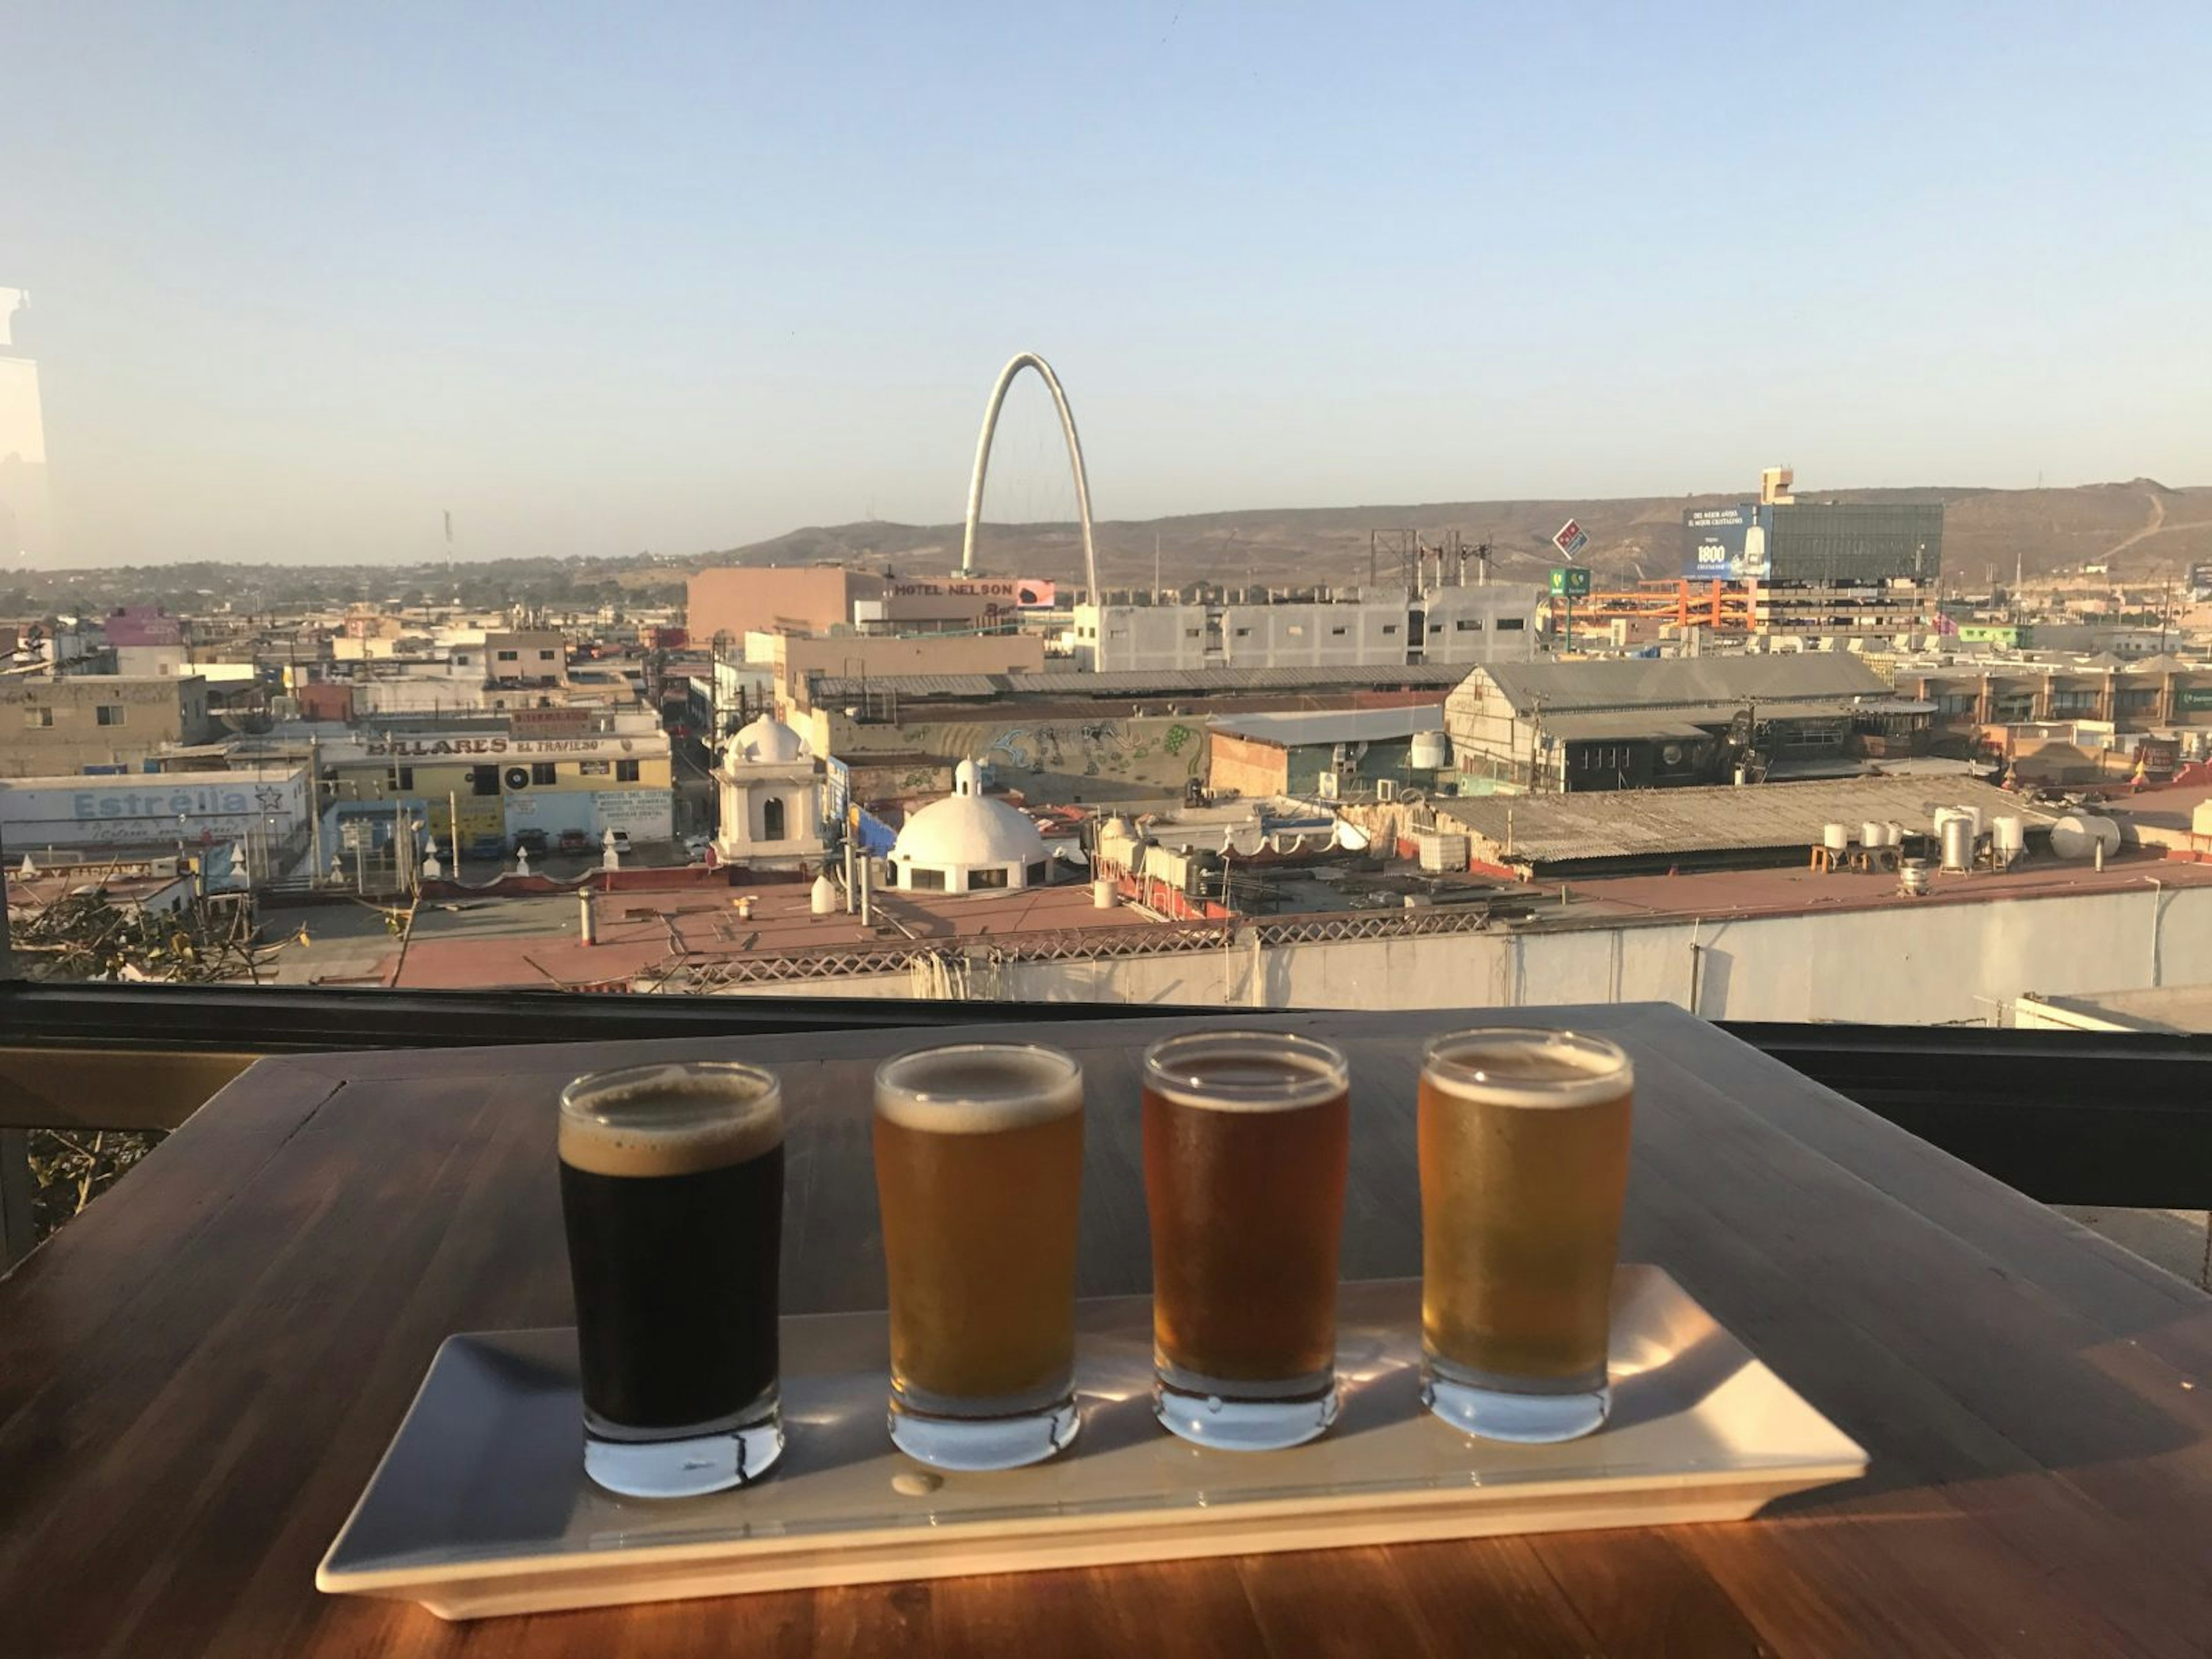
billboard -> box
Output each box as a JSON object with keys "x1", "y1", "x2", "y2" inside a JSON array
[{"x1": 1682, "y1": 504, "x2": 1770, "y2": 581}]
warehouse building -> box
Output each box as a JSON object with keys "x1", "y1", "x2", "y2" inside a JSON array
[{"x1": 1444, "y1": 655, "x2": 1925, "y2": 792}]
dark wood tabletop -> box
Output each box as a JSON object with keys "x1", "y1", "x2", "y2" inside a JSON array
[{"x1": 2, "y1": 1003, "x2": 2209, "y2": 1657}]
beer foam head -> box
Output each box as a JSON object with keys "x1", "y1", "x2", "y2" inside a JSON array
[
  {"x1": 1422, "y1": 1029, "x2": 1631, "y2": 1109},
  {"x1": 1142, "y1": 1030, "x2": 1349, "y2": 1113},
  {"x1": 559, "y1": 1062, "x2": 783, "y2": 1177},
  {"x1": 874, "y1": 1043, "x2": 1082, "y2": 1134}
]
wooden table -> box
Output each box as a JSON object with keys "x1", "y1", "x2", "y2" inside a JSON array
[{"x1": 3, "y1": 1005, "x2": 2209, "y2": 1657}]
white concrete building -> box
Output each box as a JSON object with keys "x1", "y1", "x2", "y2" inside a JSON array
[
  {"x1": 714, "y1": 715, "x2": 824, "y2": 866},
  {"x1": 1069, "y1": 586, "x2": 1543, "y2": 673},
  {"x1": 888, "y1": 760, "x2": 1054, "y2": 893}
]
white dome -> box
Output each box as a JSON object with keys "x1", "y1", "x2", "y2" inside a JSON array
[
  {"x1": 893, "y1": 791, "x2": 1048, "y2": 871},
  {"x1": 728, "y1": 715, "x2": 809, "y2": 765}
]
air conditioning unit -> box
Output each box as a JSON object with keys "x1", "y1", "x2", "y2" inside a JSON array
[{"x1": 1377, "y1": 778, "x2": 1397, "y2": 801}]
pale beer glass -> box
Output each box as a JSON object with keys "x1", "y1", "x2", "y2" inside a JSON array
[
  {"x1": 1419, "y1": 1027, "x2": 1634, "y2": 1442},
  {"x1": 558, "y1": 1061, "x2": 786, "y2": 1497},
  {"x1": 1142, "y1": 1031, "x2": 1350, "y2": 1450},
  {"x1": 873, "y1": 1043, "x2": 1086, "y2": 1470}
]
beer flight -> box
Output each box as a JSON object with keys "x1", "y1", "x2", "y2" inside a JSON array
[{"x1": 556, "y1": 1027, "x2": 1634, "y2": 1498}]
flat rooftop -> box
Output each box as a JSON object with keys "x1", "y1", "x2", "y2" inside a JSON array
[
  {"x1": 1552, "y1": 847, "x2": 2212, "y2": 926},
  {"x1": 2018, "y1": 984, "x2": 2212, "y2": 1034},
  {"x1": 1433, "y1": 776, "x2": 2056, "y2": 869},
  {"x1": 1208, "y1": 705, "x2": 1444, "y2": 748},
  {"x1": 268, "y1": 878, "x2": 1159, "y2": 990}
]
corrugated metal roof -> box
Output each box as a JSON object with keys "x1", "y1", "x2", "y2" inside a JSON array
[
  {"x1": 1207, "y1": 706, "x2": 1445, "y2": 748},
  {"x1": 1538, "y1": 712, "x2": 1715, "y2": 741},
  {"x1": 1431, "y1": 776, "x2": 2055, "y2": 865},
  {"x1": 1478, "y1": 655, "x2": 1888, "y2": 714}
]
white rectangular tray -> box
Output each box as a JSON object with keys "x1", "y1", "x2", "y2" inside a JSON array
[{"x1": 318, "y1": 1266, "x2": 1865, "y2": 1620}]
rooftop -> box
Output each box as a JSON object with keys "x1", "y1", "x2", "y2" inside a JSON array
[
  {"x1": 810, "y1": 662, "x2": 1471, "y2": 703},
  {"x1": 1554, "y1": 848, "x2": 2212, "y2": 926},
  {"x1": 1206, "y1": 705, "x2": 1445, "y2": 748},
  {"x1": 1431, "y1": 775, "x2": 2056, "y2": 868},
  {"x1": 267, "y1": 877, "x2": 1154, "y2": 991},
  {"x1": 1477, "y1": 655, "x2": 1890, "y2": 714},
  {"x1": 2016, "y1": 983, "x2": 2212, "y2": 1035}
]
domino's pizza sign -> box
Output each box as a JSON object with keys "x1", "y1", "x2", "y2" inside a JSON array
[{"x1": 1552, "y1": 519, "x2": 1589, "y2": 560}]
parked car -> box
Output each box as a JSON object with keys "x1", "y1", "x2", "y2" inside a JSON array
[
  {"x1": 465, "y1": 833, "x2": 506, "y2": 861},
  {"x1": 556, "y1": 828, "x2": 589, "y2": 854},
  {"x1": 511, "y1": 828, "x2": 550, "y2": 857}
]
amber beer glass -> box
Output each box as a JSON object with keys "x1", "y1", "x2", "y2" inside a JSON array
[
  {"x1": 1419, "y1": 1028, "x2": 1634, "y2": 1442},
  {"x1": 1142, "y1": 1031, "x2": 1350, "y2": 1450},
  {"x1": 558, "y1": 1062, "x2": 786, "y2": 1497},
  {"x1": 873, "y1": 1043, "x2": 1085, "y2": 1469}
]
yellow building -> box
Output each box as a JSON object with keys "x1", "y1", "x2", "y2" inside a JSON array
[{"x1": 319, "y1": 725, "x2": 674, "y2": 857}]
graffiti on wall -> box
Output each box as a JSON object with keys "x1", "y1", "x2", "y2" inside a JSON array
[{"x1": 979, "y1": 719, "x2": 1203, "y2": 782}]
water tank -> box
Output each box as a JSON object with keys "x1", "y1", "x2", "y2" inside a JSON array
[
  {"x1": 1092, "y1": 877, "x2": 1119, "y2": 910},
  {"x1": 1096, "y1": 815, "x2": 1144, "y2": 875},
  {"x1": 1821, "y1": 822, "x2": 1850, "y2": 852},
  {"x1": 1418, "y1": 830, "x2": 1471, "y2": 872},
  {"x1": 1859, "y1": 821, "x2": 1885, "y2": 850},
  {"x1": 1885, "y1": 821, "x2": 1905, "y2": 849},
  {"x1": 1410, "y1": 730, "x2": 1450, "y2": 770},
  {"x1": 1938, "y1": 815, "x2": 1975, "y2": 873},
  {"x1": 1991, "y1": 816, "x2": 2026, "y2": 857},
  {"x1": 2049, "y1": 813, "x2": 2121, "y2": 861},
  {"x1": 809, "y1": 874, "x2": 836, "y2": 915}
]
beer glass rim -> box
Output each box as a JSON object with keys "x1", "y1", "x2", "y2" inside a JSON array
[
  {"x1": 873, "y1": 1041, "x2": 1081, "y2": 1102},
  {"x1": 1141, "y1": 1028, "x2": 1349, "y2": 1108},
  {"x1": 1421, "y1": 1027, "x2": 1631, "y2": 1105},
  {"x1": 559, "y1": 1059, "x2": 782, "y2": 1128}
]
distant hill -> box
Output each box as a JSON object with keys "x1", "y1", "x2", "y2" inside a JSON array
[{"x1": 709, "y1": 480, "x2": 2212, "y2": 594}]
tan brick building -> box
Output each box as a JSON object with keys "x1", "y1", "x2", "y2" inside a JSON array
[{"x1": 0, "y1": 676, "x2": 214, "y2": 775}]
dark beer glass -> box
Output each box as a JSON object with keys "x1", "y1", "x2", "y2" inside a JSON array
[
  {"x1": 874, "y1": 1043, "x2": 1085, "y2": 1470},
  {"x1": 1419, "y1": 1028, "x2": 1633, "y2": 1443},
  {"x1": 1141, "y1": 1030, "x2": 1350, "y2": 1450},
  {"x1": 558, "y1": 1061, "x2": 785, "y2": 1496}
]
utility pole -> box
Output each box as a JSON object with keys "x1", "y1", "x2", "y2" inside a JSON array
[{"x1": 308, "y1": 734, "x2": 324, "y2": 882}]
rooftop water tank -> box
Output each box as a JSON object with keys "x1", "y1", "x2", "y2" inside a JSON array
[
  {"x1": 1821, "y1": 822, "x2": 1850, "y2": 852},
  {"x1": 1409, "y1": 730, "x2": 1450, "y2": 770},
  {"x1": 809, "y1": 873, "x2": 836, "y2": 915},
  {"x1": 2049, "y1": 813, "x2": 2120, "y2": 861},
  {"x1": 1991, "y1": 816, "x2": 2026, "y2": 857},
  {"x1": 1860, "y1": 821, "x2": 1885, "y2": 850},
  {"x1": 1938, "y1": 814, "x2": 1975, "y2": 873},
  {"x1": 1418, "y1": 829, "x2": 1471, "y2": 873}
]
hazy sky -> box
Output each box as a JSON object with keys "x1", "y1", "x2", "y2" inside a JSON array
[{"x1": 7, "y1": 2, "x2": 2209, "y2": 567}]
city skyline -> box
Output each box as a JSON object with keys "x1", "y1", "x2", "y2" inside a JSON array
[{"x1": 7, "y1": 3, "x2": 2210, "y2": 567}]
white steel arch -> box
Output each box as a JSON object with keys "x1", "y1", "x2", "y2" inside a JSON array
[{"x1": 960, "y1": 351, "x2": 1099, "y2": 601}]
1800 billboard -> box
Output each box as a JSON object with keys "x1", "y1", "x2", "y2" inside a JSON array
[{"x1": 1682, "y1": 504, "x2": 1769, "y2": 581}]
